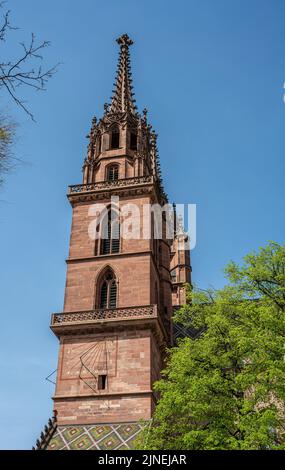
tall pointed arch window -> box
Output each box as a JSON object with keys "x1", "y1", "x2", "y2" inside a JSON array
[
  {"x1": 130, "y1": 131, "x2": 137, "y2": 150},
  {"x1": 96, "y1": 134, "x2": 102, "y2": 156},
  {"x1": 107, "y1": 164, "x2": 119, "y2": 181},
  {"x1": 99, "y1": 269, "x2": 117, "y2": 309},
  {"x1": 110, "y1": 125, "x2": 120, "y2": 149},
  {"x1": 101, "y1": 208, "x2": 120, "y2": 255}
]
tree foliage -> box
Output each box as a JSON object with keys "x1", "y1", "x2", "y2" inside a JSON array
[
  {"x1": 138, "y1": 242, "x2": 285, "y2": 450},
  {"x1": 0, "y1": 116, "x2": 15, "y2": 185}
]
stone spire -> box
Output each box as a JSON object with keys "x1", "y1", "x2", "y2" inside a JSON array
[{"x1": 109, "y1": 34, "x2": 137, "y2": 115}]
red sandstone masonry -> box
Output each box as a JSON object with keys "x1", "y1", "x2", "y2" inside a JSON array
[
  {"x1": 54, "y1": 187, "x2": 172, "y2": 425},
  {"x1": 52, "y1": 34, "x2": 176, "y2": 427}
]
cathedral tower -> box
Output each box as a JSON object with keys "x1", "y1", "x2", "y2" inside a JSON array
[{"x1": 35, "y1": 34, "x2": 191, "y2": 450}]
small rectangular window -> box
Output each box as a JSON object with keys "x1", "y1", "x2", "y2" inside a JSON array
[{"x1": 98, "y1": 374, "x2": 107, "y2": 390}]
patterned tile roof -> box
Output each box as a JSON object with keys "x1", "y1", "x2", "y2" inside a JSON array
[{"x1": 37, "y1": 421, "x2": 146, "y2": 450}]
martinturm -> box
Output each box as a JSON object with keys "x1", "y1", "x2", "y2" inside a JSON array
[{"x1": 34, "y1": 34, "x2": 191, "y2": 451}]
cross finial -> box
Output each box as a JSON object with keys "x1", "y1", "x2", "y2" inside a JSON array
[{"x1": 116, "y1": 33, "x2": 134, "y2": 47}]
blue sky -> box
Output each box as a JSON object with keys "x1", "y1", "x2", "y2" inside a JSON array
[{"x1": 0, "y1": 0, "x2": 284, "y2": 449}]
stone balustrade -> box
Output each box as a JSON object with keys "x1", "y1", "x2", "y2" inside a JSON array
[
  {"x1": 68, "y1": 175, "x2": 154, "y2": 195},
  {"x1": 51, "y1": 304, "x2": 157, "y2": 326}
]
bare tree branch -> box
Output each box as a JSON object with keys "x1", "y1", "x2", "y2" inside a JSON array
[
  {"x1": 0, "y1": 4, "x2": 59, "y2": 121},
  {"x1": 0, "y1": 2, "x2": 59, "y2": 187}
]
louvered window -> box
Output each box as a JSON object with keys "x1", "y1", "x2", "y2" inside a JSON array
[
  {"x1": 111, "y1": 218, "x2": 120, "y2": 253},
  {"x1": 99, "y1": 271, "x2": 117, "y2": 309},
  {"x1": 100, "y1": 282, "x2": 108, "y2": 308},
  {"x1": 107, "y1": 165, "x2": 119, "y2": 181},
  {"x1": 109, "y1": 281, "x2": 117, "y2": 308},
  {"x1": 101, "y1": 209, "x2": 120, "y2": 255}
]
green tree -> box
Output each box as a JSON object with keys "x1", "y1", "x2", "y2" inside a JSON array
[{"x1": 138, "y1": 241, "x2": 285, "y2": 450}]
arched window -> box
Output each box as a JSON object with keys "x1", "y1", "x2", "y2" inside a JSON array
[
  {"x1": 110, "y1": 126, "x2": 120, "y2": 149},
  {"x1": 107, "y1": 164, "x2": 119, "y2": 181},
  {"x1": 99, "y1": 269, "x2": 117, "y2": 309},
  {"x1": 101, "y1": 208, "x2": 120, "y2": 255},
  {"x1": 130, "y1": 132, "x2": 137, "y2": 150}
]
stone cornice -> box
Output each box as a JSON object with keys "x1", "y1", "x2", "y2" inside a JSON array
[
  {"x1": 50, "y1": 305, "x2": 170, "y2": 348},
  {"x1": 67, "y1": 175, "x2": 167, "y2": 205},
  {"x1": 53, "y1": 390, "x2": 154, "y2": 400}
]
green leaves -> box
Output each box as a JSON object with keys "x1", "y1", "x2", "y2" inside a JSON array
[
  {"x1": 138, "y1": 242, "x2": 285, "y2": 450},
  {"x1": 225, "y1": 241, "x2": 285, "y2": 309}
]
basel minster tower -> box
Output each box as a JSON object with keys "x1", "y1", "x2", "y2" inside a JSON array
[{"x1": 35, "y1": 34, "x2": 191, "y2": 450}]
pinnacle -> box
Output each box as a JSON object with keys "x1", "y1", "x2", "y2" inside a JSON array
[{"x1": 108, "y1": 34, "x2": 137, "y2": 115}]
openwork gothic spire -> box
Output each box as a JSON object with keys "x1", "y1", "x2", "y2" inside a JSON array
[
  {"x1": 81, "y1": 34, "x2": 168, "y2": 204},
  {"x1": 109, "y1": 34, "x2": 137, "y2": 115}
]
